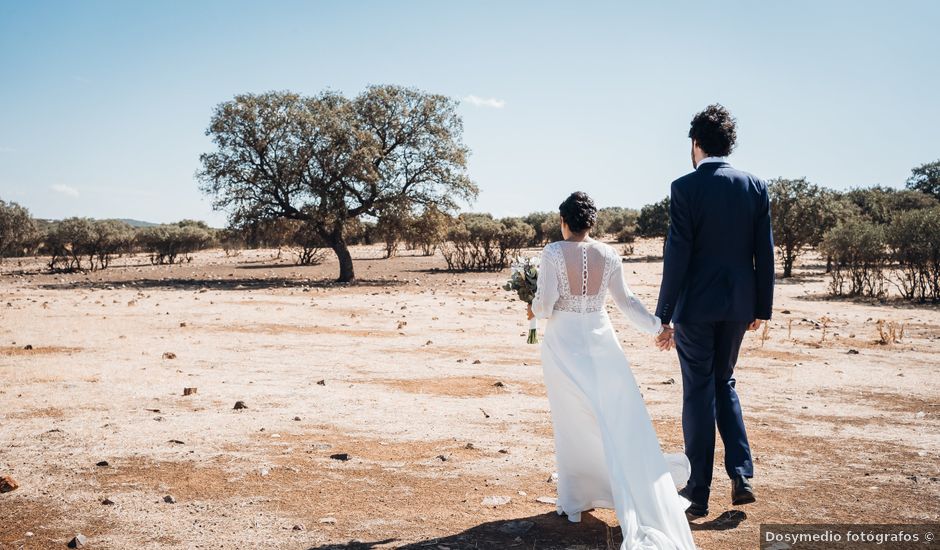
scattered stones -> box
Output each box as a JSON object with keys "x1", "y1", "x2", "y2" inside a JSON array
[
  {"x1": 67, "y1": 534, "x2": 88, "y2": 548},
  {"x1": 329, "y1": 453, "x2": 350, "y2": 461},
  {"x1": 293, "y1": 416, "x2": 301, "y2": 421},
  {"x1": 233, "y1": 401, "x2": 248, "y2": 410},
  {"x1": 498, "y1": 449, "x2": 509, "y2": 454},
  {"x1": 316, "y1": 379, "x2": 326, "y2": 386},
  {"x1": 481, "y1": 495, "x2": 511, "y2": 506},
  {"x1": 472, "y1": 359, "x2": 482, "y2": 364},
  {"x1": 781, "y1": 310, "x2": 791, "y2": 314},
  {"x1": 536, "y1": 496, "x2": 557, "y2": 505},
  {"x1": 318, "y1": 517, "x2": 337, "y2": 524},
  {"x1": 179, "y1": 322, "x2": 187, "y2": 327},
  {"x1": 23, "y1": 344, "x2": 33, "y2": 350},
  {"x1": 436, "y1": 454, "x2": 448, "y2": 461},
  {"x1": 479, "y1": 408, "x2": 490, "y2": 418},
  {"x1": 183, "y1": 387, "x2": 197, "y2": 396},
  {"x1": 0, "y1": 475, "x2": 18, "y2": 493},
  {"x1": 101, "y1": 498, "x2": 115, "y2": 505},
  {"x1": 662, "y1": 378, "x2": 676, "y2": 384},
  {"x1": 96, "y1": 460, "x2": 109, "y2": 467},
  {"x1": 847, "y1": 349, "x2": 859, "y2": 355},
  {"x1": 168, "y1": 439, "x2": 185, "y2": 445},
  {"x1": 464, "y1": 442, "x2": 475, "y2": 450},
  {"x1": 163, "y1": 495, "x2": 176, "y2": 503},
  {"x1": 162, "y1": 352, "x2": 177, "y2": 360},
  {"x1": 292, "y1": 524, "x2": 305, "y2": 531}
]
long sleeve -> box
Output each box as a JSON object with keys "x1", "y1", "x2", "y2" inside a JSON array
[
  {"x1": 754, "y1": 182, "x2": 775, "y2": 320},
  {"x1": 531, "y1": 246, "x2": 559, "y2": 319},
  {"x1": 655, "y1": 180, "x2": 693, "y2": 325},
  {"x1": 609, "y1": 255, "x2": 663, "y2": 335}
]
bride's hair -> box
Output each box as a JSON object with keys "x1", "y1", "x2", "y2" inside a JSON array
[{"x1": 559, "y1": 191, "x2": 597, "y2": 233}]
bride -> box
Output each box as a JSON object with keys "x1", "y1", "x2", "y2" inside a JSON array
[{"x1": 527, "y1": 191, "x2": 697, "y2": 550}]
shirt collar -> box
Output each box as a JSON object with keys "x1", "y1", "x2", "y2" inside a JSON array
[{"x1": 696, "y1": 156, "x2": 727, "y2": 168}]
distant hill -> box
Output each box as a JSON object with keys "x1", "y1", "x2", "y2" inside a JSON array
[{"x1": 118, "y1": 218, "x2": 159, "y2": 228}]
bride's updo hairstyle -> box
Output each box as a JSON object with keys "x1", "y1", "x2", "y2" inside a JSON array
[{"x1": 559, "y1": 191, "x2": 597, "y2": 233}]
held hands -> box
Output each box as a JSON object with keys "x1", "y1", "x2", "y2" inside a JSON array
[
  {"x1": 747, "y1": 319, "x2": 763, "y2": 331},
  {"x1": 654, "y1": 326, "x2": 675, "y2": 351}
]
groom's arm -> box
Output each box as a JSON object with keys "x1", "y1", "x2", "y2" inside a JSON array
[
  {"x1": 754, "y1": 182, "x2": 775, "y2": 320},
  {"x1": 655, "y1": 180, "x2": 693, "y2": 326}
]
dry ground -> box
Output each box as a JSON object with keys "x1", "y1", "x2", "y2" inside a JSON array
[{"x1": 1, "y1": 239, "x2": 937, "y2": 550}]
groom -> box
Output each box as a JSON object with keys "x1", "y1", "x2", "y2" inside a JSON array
[{"x1": 653, "y1": 104, "x2": 775, "y2": 518}]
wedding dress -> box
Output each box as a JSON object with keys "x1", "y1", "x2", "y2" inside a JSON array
[{"x1": 531, "y1": 239, "x2": 697, "y2": 550}]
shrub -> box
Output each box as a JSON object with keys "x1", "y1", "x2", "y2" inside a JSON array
[
  {"x1": 289, "y1": 220, "x2": 327, "y2": 266},
  {"x1": 636, "y1": 197, "x2": 670, "y2": 238},
  {"x1": 137, "y1": 221, "x2": 215, "y2": 264},
  {"x1": 45, "y1": 218, "x2": 132, "y2": 271},
  {"x1": 821, "y1": 219, "x2": 887, "y2": 298},
  {"x1": 0, "y1": 199, "x2": 39, "y2": 260},
  {"x1": 596, "y1": 207, "x2": 638, "y2": 237},
  {"x1": 886, "y1": 207, "x2": 940, "y2": 301},
  {"x1": 441, "y1": 214, "x2": 534, "y2": 271},
  {"x1": 408, "y1": 206, "x2": 451, "y2": 256},
  {"x1": 521, "y1": 212, "x2": 552, "y2": 246}
]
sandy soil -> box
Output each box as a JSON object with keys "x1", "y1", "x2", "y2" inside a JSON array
[{"x1": 1, "y1": 239, "x2": 937, "y2": 550}]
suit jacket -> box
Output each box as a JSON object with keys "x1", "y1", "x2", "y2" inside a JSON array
[{"x1": 655, "y1": 161, "x2": 775, "y2": 325}]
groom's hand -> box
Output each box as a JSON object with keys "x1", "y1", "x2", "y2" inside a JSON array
[
  {"x1": 747, "y1": 319, "x2": 763, "y2": 331},
  {"x1": 654, "y1": 327, "x2": 674, "y2": 351}
]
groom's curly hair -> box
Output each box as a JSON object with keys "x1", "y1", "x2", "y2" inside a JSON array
[
  {"x1": 689, "y1": 104, "x2": 737, "y2": 157},
  {"x1": 559, "y1": 191, "x2": 597, "y2": 233}
]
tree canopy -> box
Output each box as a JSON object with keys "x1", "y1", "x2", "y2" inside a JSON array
[{"x1": 198, "y1": 85, "x2": 477, "y2": 282}]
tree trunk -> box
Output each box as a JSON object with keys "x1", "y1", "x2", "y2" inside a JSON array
[{"x1": 328, "y1": 223, "x2": 355, "y2": 283}]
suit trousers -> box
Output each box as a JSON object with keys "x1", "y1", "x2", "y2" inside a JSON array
[{"x1": 673, "y1": 321, "x2": 754, "y2": 504}]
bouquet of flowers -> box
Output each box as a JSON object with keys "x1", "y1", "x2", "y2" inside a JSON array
[{"x1": 502, "y1": 255, "x2": 540, "y2": 344}]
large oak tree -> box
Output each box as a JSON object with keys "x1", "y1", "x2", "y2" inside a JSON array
[{"x1": 198, "y1": 85, "x2": 477, "y2": 282}]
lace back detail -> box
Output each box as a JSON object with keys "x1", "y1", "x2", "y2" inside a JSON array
[{"x1": 549, "y1": 241, "x2": 616, "y2": 314}]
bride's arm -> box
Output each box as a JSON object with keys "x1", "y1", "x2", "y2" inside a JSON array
[
  {"x1": 530, "y1": 247, "x2": 559, "y2": 319},
  {"x1": 608, "y1": 254, "x2": 663, "y2": 335}
]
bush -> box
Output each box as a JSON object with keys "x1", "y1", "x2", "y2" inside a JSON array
[
  {"x1": 636, "y1": 197, "x2": 670, "y2": 238},
  {"x1": 441, "y1": 214, "x2": 534, "y2": 271},
  {"x1": 821, "y1": 219, "x2": 887, "y2": 298},
  {"x1": 522, "y1": 212, "x2": 554, "y2": 246},
  {"x1": 596, "y1": 207, "x2": 638, "y2": 237},
  {"x1": 289, "y1": 220, "x2": 328, "y2": 266},
  {"x1": 375, "y1": 207, "x2": 412, "y2": 259},
  {"x1": 408, "y1": 206, "x2": 451, "y2": 256},
  {"x1": 137, "y1": 221, "x2": 215, "y2": 264},
  {"x1": 0, "y1": 199, "x2": 39, "y2": 260},
  {"x1": 886, "y1": 207, "x2": 940, "y2": 301},
  {"x1": 843, "y1": 186, "x2": 937, "y2": 225},
  {"x1": 46, "y1": 218, "x2": 133, "y2": 271}
]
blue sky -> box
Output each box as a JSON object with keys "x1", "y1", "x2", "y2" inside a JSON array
[{"x1": 1, "y1": 0, "x2": 938, "y2": 226}]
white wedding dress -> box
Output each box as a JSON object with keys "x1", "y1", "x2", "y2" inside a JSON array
[{"x1": 531, "y1": 239, "x2": 697, "y2": 550}]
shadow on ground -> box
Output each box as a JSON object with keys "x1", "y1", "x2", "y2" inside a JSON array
[
  {"x1": 689, "y1": 510, "x2": 747, "y2": 531},
  {"x1": 37, "y1": 277, "x2": 408, "y2": 292},
  {"x1": 305, "y1": 511, "x2": 626, "y2": 549}
]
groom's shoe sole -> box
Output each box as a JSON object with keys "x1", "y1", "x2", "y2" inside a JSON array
[{"x1": 732, "y1": 493, "x2": 756, "y2": 506}]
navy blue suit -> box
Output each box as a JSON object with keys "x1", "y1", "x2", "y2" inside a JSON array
[{"x1": 655, "y1": 160, "x2": 775, "y2": 505}]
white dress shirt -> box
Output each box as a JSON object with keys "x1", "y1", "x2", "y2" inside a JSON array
[{"x1": 696, "y1": 156, "x2": 727, "y2": 168}]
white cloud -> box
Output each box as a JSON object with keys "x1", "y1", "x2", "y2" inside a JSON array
[
  {"x1": 51, "y1": 184, "x2": 79, "y2": 197},
  {"x1": 463, "y1": 95, "x2": 506, "y2": 109}
]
